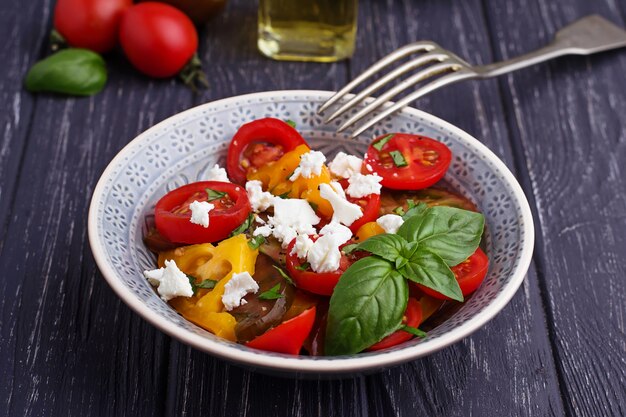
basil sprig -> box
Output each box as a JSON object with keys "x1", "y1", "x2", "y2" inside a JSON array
[{"x1": 325, "y1": 205, "x2": 484, "y2": 355}]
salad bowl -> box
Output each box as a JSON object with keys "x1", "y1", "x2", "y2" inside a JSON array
[{"x1": 88, "y1": 90, "x2": 534, "y2": 377}]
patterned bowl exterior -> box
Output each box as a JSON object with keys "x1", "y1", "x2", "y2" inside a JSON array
[{"x1": 88, "y1": 90, "x2": 534, "y2": 377}]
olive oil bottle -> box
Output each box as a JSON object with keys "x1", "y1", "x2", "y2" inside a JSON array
[{"x1": 258, "y1": 0, "x2": 358, "y2": 62}]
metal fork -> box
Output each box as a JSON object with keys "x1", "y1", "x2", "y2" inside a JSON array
[{"x1": 319, "y1": 15, "x2": 626, "y2": 138}]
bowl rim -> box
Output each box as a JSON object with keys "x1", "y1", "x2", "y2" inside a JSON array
[{"x1": 88, "y1": 89, "x2": 534, "y2": 374}]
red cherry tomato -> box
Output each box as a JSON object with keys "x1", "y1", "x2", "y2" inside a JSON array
[
  {"x1": 246, "y1": 307, "x2": 317, "y2": 355},
  {"x1": 226, "y1": 118, "x2": 308, "y2": 184},
  {"x1": 367, "y1": 298, "x2": 422, "y2": 351},
  {"x1": 337, "y1": 179, "x2": 381, "y2": 233},
  {"x1": 285, "y1": 238, "x2": 355, "y2": 296},
  {"x1": 154, "y1": 181, "x2": 251, "y2": 244},
  {"x1": 119, "y1": 2, "x2": 198, "y2": 78},
  {"x1": 54, "y1": 0, "x2": 132, "y2": 53},
  {"x1": 364, "y1": 134, "x2": 452, "y2": 190},
  {"x1": 419, "y1": 248, "x2": 489, "y2": 300}
]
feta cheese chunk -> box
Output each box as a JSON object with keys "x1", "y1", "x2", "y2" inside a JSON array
[
  {"x1": 290, "y1": 234, "x2": 315, "y2": 260},
  {"x1": 307, "y1": 223, "x2": 352, "y2": 273},
  {"x1": 189, "y1": 200, "x2": 214, "y2": 228},
  {"x1": 144, "y1": 260, "x2": 194, "y2": 302},
  {"x1": 328, "y1": 152, "x2": 363, "y2": 178},
  {"x1": 206, "y1": 164, "x2": 229, "y2": 182},
  {"x1": 377, "y1": 214, "x2": 404, "y2": 234},
  {"x1": 253, "y1": 198, "x2": 321, "y2": 247},
  {"x1": 289, "y1": 150, "x2": 326, "y2": 181},
  {"x1": 222, "y1": 271, "x2": 259, "y2": 311},
  {"x1": 346, "y1": 173, "x2": 383, "y2": 198},
  {"x1": 245, "y1": 180, "x2": 275, "y2": 212},
  {"x1": 319, "y1": 182, "x2": 363, "y2": 226}
]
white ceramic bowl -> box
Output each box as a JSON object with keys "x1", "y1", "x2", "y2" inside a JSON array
[{"x1": 88, "y1": 90, "x2": 534, "y2": 378}]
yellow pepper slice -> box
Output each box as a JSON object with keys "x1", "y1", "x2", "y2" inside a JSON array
[
  {"x1": 247, "y1": 144, "x2": 333, "y2": 217},
  {"x1": 159, "y1": 234, "x2": 259, "y2": 341},
  {"x1": 355, "y1": 221, "x2": 385, "y2": 242}
]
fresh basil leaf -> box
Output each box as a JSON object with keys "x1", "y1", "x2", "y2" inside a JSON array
[
  {"x1": 196, "y1": 279, "x2": 217, "y2": 289},
  {"x1": 295, "y1": 262, "x2": 310, "y2": 271},
  {"x1": 402, "y1": 201, "x2": 429, "y2": 220},
  {"x1": 341, "y1": 243, "x2": 359, "y2": 255},
  {"x1": 229, "y1": 213, "x2": 254, "y2": 237},
  {"x1": 284, "y1": 119, "x2": 297, "y2": 128},
  {"x1": 393, "y1": 206, "x2": 405, "y2": 216},
  {"x1": 402, "y1": 325, "x2": 427, "y2": 338},
  {"x1": 389, "y1": 150, "x2": 408, "y2": 167},
  {"x1": 272, "y1": 265, "x2": 294, "y2": 286},
  {"x1": 398, "y1": 206, "x2": 484, "y2": 266},
  {"x1": 406, "y1": 199, "x2": 416, "y2": 209},
  {"x1": 206, "y1": 188, "x2": 227, "y2": 201},
  {"x1": 258, "y1": 283, "x2": 284, "y2": 300},
  {"x1": 372, "y1": 134, "x2": 394, "y2": 151},
  {"x1": 325, "y1": 257, "x2": 408, "y2": 355},
  {"x1": 398, "y1": 247, "x2": 463, "y2": 301},
  {"x1": 248, "y1": 235, "x2": 265, "y2": 249},
  {"x1": 355, "y1": 233, "x2": 407, "y2": 263},
  {"x1": 187, "y1": 274, "x2": 197, "y2": 292}
]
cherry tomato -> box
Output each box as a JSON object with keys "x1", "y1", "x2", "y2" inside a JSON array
[
  {"x1": 364, "y1": 134, "x2": 451, "y2": 190},
  {"x1": 367, "y1": 298, "x2": 423, "y2": 351},
  {"x1": 285, "y1": 237, "x2": 355, "y2": 296},
  {"x1": 119, "y1": 2, "x2": 198, "y2": 78},
  {"x1": 419, "y1": 248, "x2": 489, "y2": 300},
  {"x1": 246, "y1": 307, "x2": 317, "y2": 355},
  {"x1": 54, "y1": 0, "x2": 132, "y2": 53},
  {"x1": 154, "y1": 181, "x2": 251, "y2": 244},
  {"x1": 338, "y1": 179, "x2": 381, "y2": 234},
  {"x1": 226, "y1": 118, "x2": 307, "y2": 184}
]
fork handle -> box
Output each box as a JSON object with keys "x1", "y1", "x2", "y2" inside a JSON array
[{"x1": 474, "y1": 15, "x2": 626, "y2": 78}]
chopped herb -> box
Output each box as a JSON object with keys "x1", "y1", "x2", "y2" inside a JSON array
[
  {"x1": 393, "y1": 206, "x2": 405, "y2": 216},
  {"x1": 373, "y1": 134, "x2": 394, "y2": 151},
  {"x1": 229, "y1": 213, "x2": 254, "y2": 237},
  {"x1": 258, "y1": 283, "x2": 284, "y2": 300},
  {"x1": 187, "y1": 275, "x2": 217, "y2": 294},
  {"x1": 406, "y1": 199, "x2": 416, "y2": 209},
  {"x1": 401, "y1": 325, "x2": 428, "y2": 338},
  {"x1": 284, "y1": 119, "x2": 297, "y2": 128},
  {"x1": 272, "y1": 265, "x2": 294, "y2": 285},
  {"x1": 389, "y1": 150, "x2": 408, "y2": 167},
  {"x1": 277, "y1": 191, "x2": 291, "y2": 199},
  {"x1": 309, "y1": 201, "x2": 318, "y2": 212},
  {"x1": 206, "y1": 188, "x2": 227, "y2": 201},
  {"x1": 295, "y1": 262, "x2": 311, "y2": 271},
  {"x1": 248, "y1": 235, "x2": 266, "y2": 249},
  {"x1": 341, "y1": 243, "x2": 359, "y2": 255}
]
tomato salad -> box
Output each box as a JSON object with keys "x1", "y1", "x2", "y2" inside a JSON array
[{"x1": 143, "y1": 118, "x2": 488, "y2": 356}]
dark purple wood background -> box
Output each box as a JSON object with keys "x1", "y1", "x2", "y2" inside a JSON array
[{"x1": 1, "y1": 0, "x2": 625, "y2": 416}]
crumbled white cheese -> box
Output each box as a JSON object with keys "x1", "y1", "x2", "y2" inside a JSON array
[
  {"x1": 206, "y1": 164, "x2": 229, "y2": 182},
  {"x1": 222, "y1": 271, "x2": 259, "y2": 311},
  {"x1": 346, "y1": 173, "x2": 383, "y2": 198},
  {"x1": 306, "y1": 224, "x2": 352, "y2": 273},
  {"x1": 189, "y1": 200, "x2": 214, "y2": 228},
  {"x1": 245, "y1": 180, "x2": 275, "y2": 212},
  {"x1": 289, "y1": 150, "x2": 326, "y2": 181},
  {"x1": 319, "y1": 182, "x2": 363, "y2": 226},
  {"x1": 328, "y1": 152, "x2": 362, "y2": 178},
  {"x1": 144, "y1": 260, "x2": 194, "y2": 302},
  {"x1": 290, "y1": 234, "x2": 315, "y2": 260},
  {"x1": 377, "y1": 214, "x2": 405, "y2": 234},
  {"x1": 253, "y1": 198, "x2": 320, "y2": 247}
]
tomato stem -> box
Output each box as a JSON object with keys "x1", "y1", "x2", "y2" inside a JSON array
[
  {"x1": 179, "y1": 53, "x2": 209, "y2": 92},
  {"x1": 49, "y1": 29, "x2": 67, "y2": 52}
]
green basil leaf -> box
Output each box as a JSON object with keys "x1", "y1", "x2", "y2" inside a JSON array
[
  {"x1": 258, "y1": 283, "x2": 284, "y2": 300},
  {"x1": 25, "y1": 48, "x2": 107, "y2": 96},
  {"x1": 284, "y1": 119, "x2": 297, "y2": 128},
  {"x1": 206, "y1": 188, "x2": 227, "y2": 201},
  {"x1": 341, "y1": 243, "x2": 359, "y2": 255},
  {"x1": 272, "y1": 265, "x2": 294, "y2": 286},
  {"x1": 372, "y1": 134, "x2": 394, "y2": 151},
  {"x1": 229, "y1": 213, "x2": 254, "y2": 237},
  {"x1": 325, "y1": 257, "x2": 408, "y2": 355},
  {"x1": 248, "y1": 235, "x2": 265, "y2": 249},
  {"x1": 398, "y1": 247, "x2": 463, "y2": 301},
  {"x1": 196, "y1": 279, "x2": 217, "y2": 289},
  {"x1": 355, "y1": 233, "x2": 407, "y2": 263},
  {"x1": 389, "y1": 150, "x2": 408, "y2": 167},
  {"x1": 402, "y1": 201, "x2": 429, "y2": 221},
  {"x1": 402, "y1": 325, "x2": 427, "y2": 338},
  {"x1": 393, "y1": 206, "x2": 405, "y2": 216},
  {"x1": 295, "y1": 262, "x2": 310, "y2": 271},
  {"x1": 397, "y1": 206, "x2": 484, "y2": 266}
]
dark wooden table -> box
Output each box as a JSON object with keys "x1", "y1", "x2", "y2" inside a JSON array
[{"x1": 2, "y1": 0, "x2": 625, "y2": 415}]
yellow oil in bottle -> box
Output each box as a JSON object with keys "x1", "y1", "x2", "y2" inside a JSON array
[{"x1": 258, "y1": 0, "x2": 358, "y2": 62}]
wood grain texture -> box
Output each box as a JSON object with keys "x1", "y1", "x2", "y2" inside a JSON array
[{"x1": 482, "y1": 0, "x2": 626, "y2": 416}]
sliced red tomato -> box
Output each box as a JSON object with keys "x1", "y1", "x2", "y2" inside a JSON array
[
  {"x1": 364, "y1": 133, "x2": 451, "y2": 190},
  {"x1": 245, "y1": 307, "x2": 317, "y2": 355},
  {"x1": 367, "y1": 298, "x2": 423, "y2": 351},
  {"x1": 338, "y1": 179, "x2": 381, "y2": 233},
  {"x1": 226, "y1": 118, "x2": 307, "y2": 184},
  {"x1": 154, "y1": 181, "x2": 251, "y2": 244},
  {"x1": 419, "y1": 248, "x2": 489, "y2": 300},
  {"x1": 285, "y1": 238, "x2": 355, "y2": 296}
]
